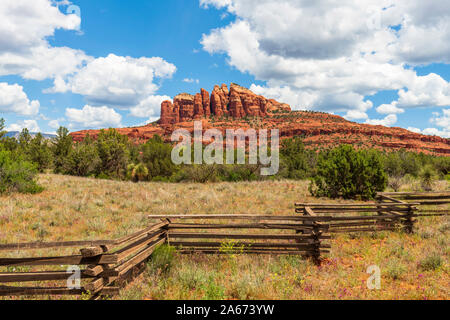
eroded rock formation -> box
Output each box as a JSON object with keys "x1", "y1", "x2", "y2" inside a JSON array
[{"x1": 159, "y1": 83, "x2": 291, "y2": 125}]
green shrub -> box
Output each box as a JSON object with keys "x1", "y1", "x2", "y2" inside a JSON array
[
  {"x1": 279, "y1": 137, "x2": 312, "y2": 179},
  {"x1": 127, "y1": 163, "x2": 149, "y2": 182},
  {"x1": 63, "y1": 135, "x2": 101, "y2": 176},
  {"x1": 433, "y1": 156, "x2": 450, "y2": 178},
  {"x1": 386, "y1": 261, "x2": 406, "y2": 280},
  {"x1": 419, "y1": 253, "x2": 442, "y2": 271},
  {"x1": 0, "y1": 147, "x2": 43, "y2": 194},
  {"x1": 96, "y1": 129, "x2": 130, "y2": 179},
  {"x1": 217, "y1": 164, "x2": 261, "y2": 182},
  {"x1": 419, "y1": 165, "x2": 438, "y2": 191},
  {"x1": 202, "y1": 276, "x2": 226, "y2": 300},
  {"x1": 140, "y1": 135, "x2": 178, "y2": 180},
  {"x1": 52, "y1": 127, "x2": 74, "y2": 173},
  {"x1": 174, "y1": 164, "x2": 219, "y2": 183},
  {"x1": 26, "y1": 133, "x2": 53, "y2": 172},
  {"x1": 309, "y1": 145, "x2": 387, "y2": 200}
]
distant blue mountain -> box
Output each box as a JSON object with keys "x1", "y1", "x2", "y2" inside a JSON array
[{"x1": 5, "y1": 132, "x2": 57, "y2": 139}]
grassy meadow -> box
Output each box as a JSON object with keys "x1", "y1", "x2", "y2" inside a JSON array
[{"x1": 0, "y1": 174, "x2": 448, "y2": 300}]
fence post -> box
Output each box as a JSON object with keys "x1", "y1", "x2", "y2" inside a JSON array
[
  {"x1": 404, "y1": 205, "x2": 415, "y2": 233},
  {"x1": 311, "y1": 221, "x2": 322, "y2": 265},
  {"x1": 303, "y1": 207, "x2": 323, "y2": 265}
]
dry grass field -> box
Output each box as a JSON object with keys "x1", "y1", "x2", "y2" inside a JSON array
[{"x1": 0, "y1": 174, "x2": 448, "y2": 300}]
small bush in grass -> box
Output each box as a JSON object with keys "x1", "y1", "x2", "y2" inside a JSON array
[
  {"x1": 419, "y1": 253, "x2": 442, "y2": 271},
  {"x1": 148, "y1": 244, "x2": 176, "y2": 274},
  {"x1": 386, "y1": 261, "x2": 406, "y2": 280},
  {"x1": 203, "y1": 276, "x2": 226, "y2": 300},
  {"x1": 177, "y1": 265, "x2": 208, "y2": 290}
]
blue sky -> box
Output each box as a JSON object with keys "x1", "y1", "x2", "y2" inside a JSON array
[{"x1": 0, "y1": 0, "x2": 449, "y2": 137}]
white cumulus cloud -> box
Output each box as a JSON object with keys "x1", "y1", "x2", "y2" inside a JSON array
[
  {"x1": 65, "y1": 105, "x2": 122, "y2": 130},
  {"x1": 201, "y1": 0, "x2": 450, "y2": 122},
  {"x1": 0, "y1": 82, "x2": 40, "y2": 116},
  {"x1": 0, "y1": 0, "x2": 89, "y2": 81},
  {"x1": 51, "y1": 54, "x2": 176, "y2": 108},
  {"x1": 365, "y1": 114, "x2": 398, "y2": 127},
  {"x1": 6, "y1": 120, "x2": 40, "y2": 132},
  {"x1": 129, "y1": 95, "x2": 172, "y2": 118}
]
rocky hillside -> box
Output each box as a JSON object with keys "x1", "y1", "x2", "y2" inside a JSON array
[{"x1": 71, "y1": 83, "x2": 450, "y2": 156}]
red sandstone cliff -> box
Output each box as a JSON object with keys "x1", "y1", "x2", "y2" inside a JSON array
[
  {"x1": 159, "y1": 83, "x2": 291, "y2": 125},
  {"x1": 70, "y1": 83, "x2": 450, "y2": 156}
]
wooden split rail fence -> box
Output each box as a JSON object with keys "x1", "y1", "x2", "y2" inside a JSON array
[
  {"x1": 151, "y1": 215, "x2": 331, "y2": 263},
  {"x1": 1, "y1": 192, "x2": 447, "y2": 299},
  {"x1": 0, "y1": 221, "x2": 169, "y2": 299}
]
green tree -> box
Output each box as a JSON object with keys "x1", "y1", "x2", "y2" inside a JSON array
[
  {"x1": 140, "y1": 135, "x2": 178, "y2": 180},
  {"x1": 27, "y1": 133, "x2": 53, "y2": 172},
  {"x1": 433, "y1": 156, "x2": 450, "y2": 178},
  {"x1": 18, "y1": 128, "x2": 32, "y2": 153},
  {"x1": 279, "y1": 137, "x2": 310, "y2": 179},
  {"x1": 0, "y1": 118, "x2": 6, "y2": 140},
  {"x1": 53, "y1": 127, "x2": 73, "y2": 173},
  {"x1": 96, "y1": 129, "x2": 130, "y2": 179},
  {"x1": 64, "y1": 135, "x2": 101, "y2": 176},
  {"x1": 310, "y1": 145, "x2": 387, "y2": 200}
]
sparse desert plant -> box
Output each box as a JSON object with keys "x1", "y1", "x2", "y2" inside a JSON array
[
  {"x1": 386, "y1": 261, "x2": 406, "y2": 280},
  {"x1": 418, "y1": 253, "x2": 442, "y2": 271},
  {"x1": 388, "y1": 175, "x2": 403, "y2": 192},
  {"x1": 127, "y1": 163, "x2": 149, "y2": 182},
  {"x1": 419, "y1": 165, "x2": 438, "y2": 191},
  {"x1": 202, "y1": 275, "x2": 226, "y2": 300}
]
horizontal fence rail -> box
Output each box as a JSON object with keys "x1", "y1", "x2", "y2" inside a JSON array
[
  {"x1": 377, "y1": 191, "x2": 450, "y2": 216},
  {"x1": 295, "y1": 199, "x2": 417, "y2": 233}
]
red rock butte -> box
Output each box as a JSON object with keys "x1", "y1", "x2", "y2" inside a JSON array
[
  {"x1": 70, "y1": 83, "x2": 450, "y2": 156},
  {"x1": 160, "y1": 83, "x2": 291, "y2": 124}
]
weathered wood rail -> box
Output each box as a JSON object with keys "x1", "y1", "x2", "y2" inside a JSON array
[
  {"x1": 0, "y1": 221, "x2": 169, "y2": 299},
  {"x1": 295, "y1": 202, "x2": 417, "y2": 233},
  {"x1": 377, "y1": 191, "x2": 450, "y2": 216}
]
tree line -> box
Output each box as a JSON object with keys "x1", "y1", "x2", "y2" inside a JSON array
[{"x1": 0, "y1": 118, "x2": 448, "y2": 199}]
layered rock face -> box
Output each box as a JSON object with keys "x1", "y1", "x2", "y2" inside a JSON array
[
  {"x1": 159, "y1": 83, "x2": 291, "y2": 125},
  {"x1": 70, "y1": 83, "x2": 450, "y2": 156}
]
